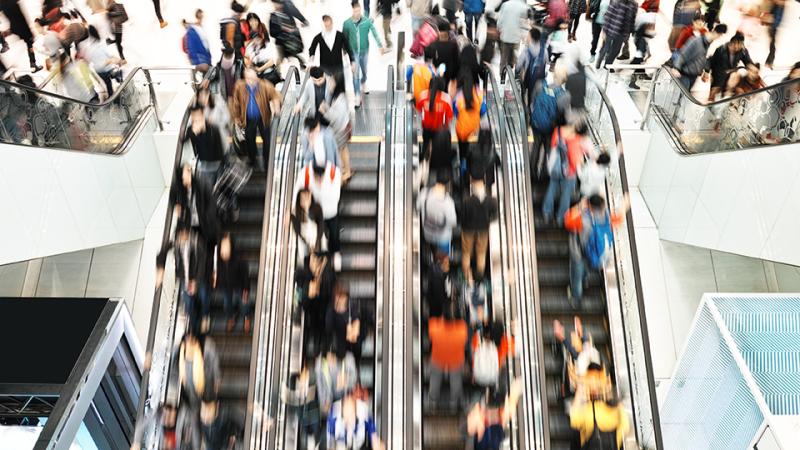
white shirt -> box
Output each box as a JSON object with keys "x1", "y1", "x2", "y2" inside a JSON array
[{"x1": 293, "y1": 163, "x2": 342, "y2": 220}]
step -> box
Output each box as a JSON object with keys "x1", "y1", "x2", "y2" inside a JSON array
[
  {"x1": 339, "y1": 219, "x2": 377, "y2": 244},
  {"x1": 338, "y1": 272, "x2": 376, "y2": 299},
  {"x1": 339, "y1": 193, "x2": 378, "y2": 218},
  {"x1": 339, "y1": 244, "x2": 377, "y2": 271},
  {"x1": 344, "y1": 169, "x2": 379, "y2": 192},
  {"x1": 218, "y1": 368, "x2": 249, "y2": 399}
]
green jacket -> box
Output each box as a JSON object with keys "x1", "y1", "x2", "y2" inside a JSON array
[{"x1": 342, "y1": 17, "x2": 382, "y2": 55}]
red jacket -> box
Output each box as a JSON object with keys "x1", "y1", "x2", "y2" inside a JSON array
[
  {"x1": 417, "y1": 90, "x2": 454, "y2": 131},
  {"x1": 675, "y1": 26, "x2": 706, "y2": 50}
]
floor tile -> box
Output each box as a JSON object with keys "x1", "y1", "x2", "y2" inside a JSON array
[
  {"x1": 35, "y1": 261, "x2": 91, "y2": 297},
  {"x1": 710, "y1": 250, "x2": 768, "y2": 292}
]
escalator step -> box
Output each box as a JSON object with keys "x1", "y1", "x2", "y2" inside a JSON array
[
  {"x1": 344, "y1": 170, "x2": 379, "y2": 192},
  {"x1": 541, "y1": 323, "x2": 608, "y2": 345},
  {"x1": 339, "y1": 195, "x2": 378, "y2": 218},
  {"x1": 338, "y1": 273, "x2": 376, "y2": 298},
  {"x1": 218, "y1": 368, "x2": 250, "y2": 399},
  {"x1": 339, "y1": 221, "x2": 377, "y2": 243},
  {"x1": 236, "y1": 208, "x2": 264, "y2": 224},
  {"x1": 539, "y1": 288, "x2": 606, "y2": 315},
  {"x1": 340, "y1": 245, "x2": 377, "y2": 271},
  {"x1": 422, "y1": 415, "x2": 465, "y2": 450}
]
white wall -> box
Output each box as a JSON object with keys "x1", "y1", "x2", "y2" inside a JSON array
[
  {"x1": 639, "y1": 124, "x2": 800, "y2": 266},
  {"x1": 0, "y1": 116, "x2": 175, "y2": 265}
]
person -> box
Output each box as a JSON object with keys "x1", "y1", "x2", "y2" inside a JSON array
[
  {"x1": 315, "y1": 342, "x2": 358, "y2": 415},
  {"x1": 182, "y1": 10, "x2": 212, "y2": 73},
  {"x1": 560, "y1": 44, "x2": 587, "y2": 121},
  {"x1": 408, "y1": 0, "x2": 432, "y2": 35},
  {"x1": 203, "y1": 44, "x2": 244, "y2": 102},
  {"x1": 80, "y1": 25, "x2": 124, "y2": 97},
  {"x1": 296, "y1": 250, "x2": 334, "y2": 352},
  {"x1": 594, "y1": 0, "x2": 637, "y2": 70},
  {"x1": 542, "y1": 119, "x2": 593, "y2": 225},
  {"x1": 517, "y1": 27, "x2": 549, "y2": 108},
  {"x1": 292, "y1": 188, "x2": 327, "y2": 264},
  {"x1": 377, "y1": 0, "x2": 396, "y2": 48},
  {"x1": 668, "y1": 0, "x2": 701, "y2": 51},
  {"x1": 168, "y1": 164, "x2": 221, "y2": 243},
  {"x1": 496, "y1": 0, "x2": 528, "y2": 81},
  {"x1": 343, "y1": 1, "x2": 385, "y2": 107},
  {"x1": 480, "y1": 17, "x2": 499, "y2": 79},
  {"x1": 554, "y1": 316, "x2": 601, "y2": 410},
  {"x1": 281, "y1": 368, "x2": 321, "y2": 450},
  {"x1": 130, "y1": 401, "x2": 178, "y2": 450},
  {"x1": 325, "y1": 283, "x2": 363, "y2": 360},
  {"x1": 245, "y1": 33, "x2": 280, "y2": 85},
  {"x1": 428, "y1": 129, "x2": 457, "y2": 184},
  {"x1": 417, "y1": 169, "x2": 458, "y2": 255},
  {"x1": 461, "y1": 177, "x2": 497, "y2": 283},
  {"x1": 321, "y1": 71, "x2": 353, "y2": 181},
  {"x1": 548, "y1": 19, "x2": 570, "y2": 66},
  {"x1": 702, "y1": 0, "x2": 721, "y2": 28},
  {"x1": 671, "y1": 23, "x2": 726, "y2": 92},
  {"x1": 764, "y1": 0, "x2": 785, "y2": 69},
  {"x1": 428, "y1": 301, "x2": 468, "y2": 408},
  {"x1": 220, "y1": 1, "x2": 246, "y2": 59},
  {"x1": 428, "y1": 22, "x2": 460, "y2": 86},
  {"x1": 293, "y1": 150, "x2": 343, "y2": 263},
  {"x1": 569, "y1": 363, "x2": 630, "y2": 449},
  {"x1": 426, "y1": 251, "x2": 453, "y2": 318},
  {"x1": 242, "y1": 12, "x2": 269, "y2": 44},
  {"x1": 174, "y1": 328, "x2": 220, "y2": 407},
  {"x1": 58, "y1": 53, "x2": 98, "y2": 103},
  {"x1": 627, "y1": 9, "x2": 656, "y2": 89},
  {"x1": 309, "y1": 15, "x2": 354, "y2": 76},
  {"x1": 406, "y1": 46, "x2": 436, "y2": 104},
  {"x1": 0, "y1": 0, "x2": 42, "y2": 71},
  {"x1": 199, "y1": 393, "x2": 244, "y2": 450},
  {"x1": 726, "y1": 62, "x2": 766, "y2": 97},
  {"x1": 301, "y1": 115, "x2": 341, "y2": 170},
  {"x1": 463, "y1": 0, "x2": 485, "y2": 43},
  {"x1": 231, "y1": 67, "x2": 282, "y2": 169},
  {"x1": 182, "y1": 104, "x2": 225, "y2": 185},
  {"x1": 416, "y1": 77, "x2": 453, "y2": 161},
  {"x1": 567, "y1": 0, "x2": 586, "y2": 41},
  {"x1": 578, "y1": 152, "x2": 613, "y2": 198},
  {"x1": 296, "y1": 66, "x2": 330, "y2": 119},
  {"x1": 673, "y1": 12, "x2": 705, "y2": 54},
  {"x1": 588, "y1": 0, "x2": 610, "y2": 63},
  {"x1": 706, "y1": 32, "x2": 753, "y2": 102},
  {"x1": 269, "y1": 0, "x2": 305, "y2": 68},
  {"x1": 466, "y1": 380, "x2": 524, "y2": 450},
  {"x1": 564, "y1": 193, "x2": 630, "y2": 305},
  {"x1": 326, "y1": 391, "x2": 385, "y2": 450},
  {"x1": 150, "y1": 0, "x2": 168, "y2": 28},
  {"x1": 105, "y1": 0, "x2": 128, "y2": 59},
  {"x1": 213, "y1": 232, "x2": 252, "y2": 333},
  {"x1": 453, "y1": 82, "x2": 486, "y2": 163}
]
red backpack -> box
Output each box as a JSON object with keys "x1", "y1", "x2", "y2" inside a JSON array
[{"x1": 411, "y1": 21, "x2": 438, "y2": 57}]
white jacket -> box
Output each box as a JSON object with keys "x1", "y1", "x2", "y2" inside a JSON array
[{"x1": 293, "y1": 162, "x2": 342, "y2": 220}]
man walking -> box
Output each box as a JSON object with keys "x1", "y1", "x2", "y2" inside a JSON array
[
  {"x1": 343, "y1": 1, "x2": 385, "y2": 107},
  {"x1": 497, "y1": 0, "x2": 529, "y2": 82},
  {"x1": 231, "y1": 67, "x2": 283, "y2": 169},
  {"x1": 595, "y1": 0, "x2": 638, "y2": 70}
]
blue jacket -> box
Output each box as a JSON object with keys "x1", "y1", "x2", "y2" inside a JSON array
[
  {"x1": 464, "y1": 0, "x2": 486, "y2": 14},
  {"x1": 185, "y1": 26, "x2": 211, "y2": 66}
]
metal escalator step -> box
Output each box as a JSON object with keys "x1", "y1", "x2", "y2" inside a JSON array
[
  {"x1": 340, "y1": 245, "x2": 376, "y2": 271},
  {"x1": 338, "y1": 273, "x2": 376, "y2": 298},
  {"x1": 339, "y1": 221, "x2": 377, "y2": 243},
  {"x1": 344, "y1": 170, "x2": 379, "y2": 192},
  {"x1": 218, "y1": 368, "x2": 249, "y2": 399},
  {"x1": 230, "y1": 234, "x2": 261, "y2": 251},
  {"x1": 536, "y1": 260, "x2": 603, "y2": 287},
  {"x1": 422, "y1": 415, "x2": 465, "y2": 450},
  {"x1": 339, "y1": 194, "x2": 378, "y2": 217},
  {"x1": 216, "y1": 338, "x2": 253, "y2": 368},
  {"x1": 541, "y1": 323, "x2": 608, "y2": 345},
  {"x1": 236, "y1": 208, "x2": 264, "y2": 224},
  {"x1": 239, "y1": 180, "x2": 266, "y2": 199},
  {"x1": 539, "y1": 288, "x2": 605, "y2": 315},
  {"x1": 549, "y1": 413, "x2": 575, "y2": 440},
  {"x1": 536, "y1": 240, "x2": 570, "y2": 258},
  {"x1": 546, "y1": 374, "x2": 564, "y2": 407}
]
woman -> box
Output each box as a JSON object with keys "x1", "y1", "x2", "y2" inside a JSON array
[
  {"x1": 243, "y1": 12, "x2": 269, "y2": 44},
  {"x1": 567, "y1": 0, "x2": 587, "y2": 41},
  {"x1": 292, "y1": 188, "x2": 327, "y2": 264},
  {"x1": 245, "y1": 33, "x2": 281, "y2": 85},
  {"x1": 196, "y1": 87, "x2": 231, "y2": 150},
  {"x1": 417, "y1": 76, "x2": 454, "y2": 162},
  {"x1": 80, "y1": 25, "x2": 124, "y2": 98},
  {"x1": 322, "y1": 71, "x2": 353, "y2": 182}
]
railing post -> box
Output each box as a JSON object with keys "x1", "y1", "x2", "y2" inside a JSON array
[
  {"x1": 143, "y1": 69, "x2": 164, "y2": 131},
  {"x1": 640, "y1": 68, "x2": 661, "y2": 130}
]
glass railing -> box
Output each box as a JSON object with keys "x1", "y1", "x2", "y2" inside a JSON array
[
  {"x1": 0, "y1": 67, "x2": 165, "y2": 153},
  {"x1": 643, "y1": 67, "x2": 800, "y2": 154}
]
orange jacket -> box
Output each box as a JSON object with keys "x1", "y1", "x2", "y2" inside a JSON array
[
  {"x1": 564, "y1": 206, "x2": 625, "y2": 233},
  {"x1": 429, "y1": 317, "x2": 468, "y2": 370}
]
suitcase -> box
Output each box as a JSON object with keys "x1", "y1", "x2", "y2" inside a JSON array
[{"x1": 213, "y1": 153, "x2": 252, "y2": 224}]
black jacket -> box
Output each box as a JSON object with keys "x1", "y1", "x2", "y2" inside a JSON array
[
  {"x1": 1, "y1": 0, "x2": 33, "y2": 40},
  {"x1": 309, "y1": 31, "x2": 354, "y2": 75},
  {"x1": 156, "y1": 232, "x2": 209, "y2": 283},
  {"x1": 183, "y1": 121, "x2": 225, "y2": 163},
  {"x1": 707, "y1": 44, "x2": 753, "y2": 87},
  {"x1": 215, "y1": 252, "x2": 249, "y2": 292},
  {"x1": 169, "y1": 172, "x2": 221, "y2": 241},
  {"x1": 461, "y1": 193, "x2": 498, "y2": 232},
  {"x1": 427, "y1": 264, "x2": 452, "y2": 318},
  {"x1": 429, "y1": 39, "x2": 460, "y2": 81}
]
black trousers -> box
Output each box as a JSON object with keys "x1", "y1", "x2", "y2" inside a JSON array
[
  {"x1": 590, "y1": 22, "x2": 602, "y2": 55},
  {"x1": 245, "y1": 117, "x2": 271, "y2": 168},
  {"x1": 325, "y1": 215, "x2": 341, "y2": 253},
  {"x1": 152, "y1": 0, "x2": 164, "y2": 22},
  {"x1": 110, "y1": 31, "x2": 124, "y2": 59}
]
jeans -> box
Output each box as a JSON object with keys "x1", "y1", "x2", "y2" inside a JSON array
[
  {"x1": 542, "y1": 176, "x2": 577, "y2": 225},
  {"x1": 428, "y1": 364, "x2": 463, "y2": 404},
  {"x1": 353, "y1": 52, "x2": 369, "y2": 96},
  {"x1": 465, "y1": 13, "x2": 482, "y2": 42},
  {"x1": 569, "y1": 14, "x2": 581, "y2": 36},
  {"x1": 569, "y1": 251, "x2": 586, "y2": 302},
  {"x1": 411, "y1": 16, "x2": 424, "y2": 35},
  {"x1": 223, "y1": 289, "x2": 253, "y2": 319},
  {"x1": 590, "y1": 22, "x2": 602, "y2": 55},
  {"x1": 596, "y1": 33, "x2": 626, "y2": 68},
  {"x1": 97, "y1": 70, "x2": 115, "y2": 97},
  {"x1": 245, "y1": 118, "x2": 271, "y2": 168},
  {"x1": 182, "y1": 281, "x2": 210, "y2": 330},
  {"x1": 531, "y1": 131, "x2": 550, "y2": 178}
]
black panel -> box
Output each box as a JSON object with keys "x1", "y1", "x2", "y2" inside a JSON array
[{"x1": 0, "y1": 298, "x2": 108, "y2": 384}]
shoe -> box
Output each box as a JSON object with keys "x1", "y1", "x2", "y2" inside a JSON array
[
  {"x1": 640, "y1": 72, "x2": 653, "y2": 81},
  {"x1": 226, "y1": 318, "x2": 235, "y2": 332},
  {"x1": 244, "y1": 317, "x2": 251, "y2": 334},
  {"x1": 566, "y1": 287, "x2": 580, "y2": 310},
  {"x1": 474, "y1": 39, "x2": 479, "y2": 45},
  {"x1": 159, "y1": 20, "x2": 168, "y2": 29},
  {"x1": 588, "y1": 54, "x2": 595, "y2": 63},
  {"x1": 363, "y1": 88, "x2": 369, "y2": 95},
  {"x1": 106, "y1": 38, "x2": 115, "y2": 45},
  {"x1": 31, "y1": 65, "x2": 43, "y2": 73},
  {"x1": 333, "y1": 252, "x2": 342, "y2": 272},
  {"x1": 0, "y1": 43, "x2": 8, "y2": 53},
  {"x1": 628, "y1": 76, "x2": 640, "y2": 90}
]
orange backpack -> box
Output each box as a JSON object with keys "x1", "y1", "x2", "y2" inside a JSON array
[
  {"x1": 412, "y1": 63, "x2": 434, "y2": 104},
  {"x1": 455, "y1": 89, "x2": 483, "y2": 142}
]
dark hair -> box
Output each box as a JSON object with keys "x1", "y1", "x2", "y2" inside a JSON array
[
  {"x1": 351, "y1": 0, "x2": 360, "y2": 7},
  {"x1": 574, "y1": 121, "x2": 588, "y2": 136},
  {"x1": 198, "y1": 87, "x2": 215, "y2": 109},
  {"x1": 424, "y1": 45, "x2": 436, "y2": 61},
  {"x1": 692, "y1": 11, "x2": 704, "y2": 21},
  {"x1": 87, "y1": 25, "x2": 100, "y2": 41},
  {"x1": 231, "y1": 1, "x2": 246, "y2": 13},
  {"x1": 195, "y1": 9, "x2": 204, "y2": 19},
  {"x1": 294, "y1": 188, "x2": 311, "y2": 222},
  {"x1": 431, "y1": 5, "x2": 440, "y2": 16},
  {"x1": 304, "y1": 115, "x2": 320, "y2": 130},
  {"x1": 322, "y1": 14, "x2": 332, "y2": 22},
  {"x1": 435, "y1": 166, "x2": 451, "y2": 185},
  {"x1": 713, "y1": 23, "x2": 728, "y2": 34},
  {"x1": 428, "y1": 77, "x2": 444, "y2": 111},
  {"x1": 485, "y1": 17, "x2": 497, "y2": 28},
  {"x1": 313, "y1": 160, "x2": 326, "y2": 175},
  {"x1": 491, "y1": 321, "x2": 505, "y2": 347},
  {"x1": 309, "y1": 66, "x2": 324, "y2": 79},
  {"x1": 597, "y1": 153, "x2": 611, "y2": 166},
  {"x1": 438, "y1": 22, "x2": 450, "y2": 32},
  {"x1": 201, "y1": 388, "x2": 218, "y2": 404},
  {"x1": 246, "y1": 12, "x2": 261, "y2": 23},
  {"x1": 458, "y1": 45, "x2": 479, "y2": 107},
  {"x1": 730, "y1": 31, "x2": 745, "y2": 44},
  {"x1": 588, "y1": 194, "x2": 606, "y2": 210},
  {"x1": 529, "y1": 27, "x2": 541, "y2": 41},
  {"x1": 331, "y1": 70, "x2": 346, "y2": 100},
  {"x1": 222, "y1": 43, "x2": 235, "y2": 56},
  {"x1": 189, "y1": 103, "x2": 204, "y2": 114}
]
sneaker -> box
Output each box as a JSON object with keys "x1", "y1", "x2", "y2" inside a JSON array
[
  {"x1": 628, "y1": 77, "x2": 640, "y2": 90},
  {"x1": 106, "y1": 38, "x2": 115, "y2": 45},
  {"x1": 640, "y1": 72, "x2": 653, "y2": 81},
  {"x1": 31, "y1": 65, "x2": 43, "y2": 73},
  {"x1": 363, "y1": 87, "x2": 369, "y2": 95},
  {"x1": 355, "y1": 95, "x2": 362, "y2": 108},
  {"x1": 159, "y1": 20, "x2": 169, "y2": 28}
]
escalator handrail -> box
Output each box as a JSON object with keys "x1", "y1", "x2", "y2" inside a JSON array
[
  {"x1": 585, "y1": 72, "x2": 665, "y2": 450},
  {"x1": 133, "y1": 68, "x2": 298, "y2": 442},
  {"x1": 493, "y1": 67, "x2": 548, "y2": 450},
  {"x1": 244, "y1": 66, "x2": 302, "y2": 449}
]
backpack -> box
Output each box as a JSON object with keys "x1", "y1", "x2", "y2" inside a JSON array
[
  {"x1": 473, "y1": 337, "x2": 499, "y2": 387},
  {"x1": 583, "y1": 212, "x2": 614, "y2": 270},
  {"x1": 525, "y1": 42, "x2": 547, "y2": 87},
  {"x1": 546, "y1": 127, "x2": 570, "y2": 180},
  {"x1": 422, "y1": 192, "x2": 448, "y2": 235},
  {"x1": 530, "y1": 80, "x2": 561, "y2": 134},
  {"x1": 581, "y1": 401, "x2": 619, "y2": 450},
  {"x1": 411, "y1": 21, "x2": 438, "y2": 57}
]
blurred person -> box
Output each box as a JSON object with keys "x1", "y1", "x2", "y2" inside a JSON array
[
  {"x1": 726, "y1": 62, "x2": 766, "y2": 96},
  {"x1": 428, "y1": 21, "x2": 460, "y2": 87},
  {"x1": 544, "y1": 0, "x2": 570, "y2": 34},
  {"x1": 105, "y1": 0, "x2": 128, "y2": 59},
  {"x1": 80, "y1": 25, "x2": 124, "y2": 97},
  {"x1": 315, "y1": 342, "x2": 358, "y2": 415},
  {"x1": 588, "y1": 0, "x2": 610, "y2": 62},
  {"x1": 269, "y1": 0, "x2": 306, "y2": 68},
  {"x1": 326, "y1": 391, "x2": 385, "y2": 450},
  {"x1": 471, "y1": 321, "x2": 499, "y2": 387},
  {"x1": 467, "y1": 127, "x2": 497, "y2": 187},
  {"x1": 441, "y1": 0, "x2": 459, "y2": 23},
  {"x1": 203, "y1": 44, "x2": 244, "y2": 102},
  {"x1": 231, "y1": 67, "x2": 282, "y2": 169},
  {"x1": 281, "y1": 0, "x2": 310, "y2": 27},
  {"x1": 554, "y1": 316, "x2": 601, "y2": 410},
  {"x1": 245, "y1": 33, "x2": 280, "y2": 85},
  {"x1": 578, "y1": 152, "x2": 613, "y2": 198},
  {"x1": 175, "y1": 328, "x2": 220, "y2": 407},
  {"x1": 407, "y1": 0, "x2": 432, "y2": 35},
  {"x1": 242, "y1": 12, "x2": 269, "y2": 44},
  {"x1": 783, "y1": 61, "x2": 800, "y2": 82},
  {"x1": 567, "y1": 0, "x2": 587, "y2": 41},
  {"x1": 569, "y1": 363, "x2": 630, "y2": 449},
  {"x1": 671, "y1": 23, "x2": 726, "y2": 91},
  {"x1": 453, "y1": 81, "x2": 486, "y2": 168},
  {"x1": 560, "y1": 44, "x2": 588, "y2": 120},
  {"x1": 416, "y1": 76, "x2": 453, "y2": 161},
  {"x1": 296, "y1": 250, "x2": 334, "y2": 352},
  {"x1": 459, "y1": 43, "x2": 481, "y2": 88},
  {"x1": 199, "y1": 392, "x2": 244, "y2": 450},
  {"x1": 0, "y1": 0, "x2": 42, "y2": 71},
  {"x1": 182, "y1": 10, "x2": 212, "y2": 73},
  {"x1": 627, "y1": 10, "x2": 656, "y2": 89},
  {"x1": 427, "y1": 251, "x2": 453, "y2": 318},
  {"x1": 702, "y1": 0, "x2": 721, "y2": 29},
  {"x1": 182, "y1": 103, "x2": 225, "y2": 185},
  {"x1": 668, "y1": 0, "x2": 701, "y2": 51},
  {"x1": 429, "y1": 129, "x2": 457, "y2": 185},
  {"x1": 564, "y1": 193, "x2": 630, "y2": 305},
  {"x1": 321, "y1": 71, "x2": 353, "y2": 181},
  {"x1": 496, "y1": 0, "x2": 528, "y2": 82},
  {"x1": 406, "y1": 46, "x2": 436, "y2": 105},
  {"x1": 282, "y1": 368, "x2": 321, "y2": 449},
  {"x1": 292, "y1": 187, "x2": 327, "y2": 263},
  {"x1": 343, "y1": 1, "x2": 385, "y2": 107},
  {"x1": 417, "y1": 169, "x2": 458, "y2": 254},
  {"x1": 325, "y1": 283, "x2": 364, "y2": 361},
  {"x1": 130, "y1": 401, "x2": 178, "y2": 450},
  {"x1": 466, "y1": 380, "x2": 524, "y2": 450},
  {"x1": 763, "y1": 0, "x2": 785, "y2": 69},
  {"x1": 480, "y1": 17, "x2": 499, "y2": 77},
  {"x1": 196, "y1": 87, "x2": 232, "y2": 148},
  {"x1": 151, "y1": 0, "x2": 168, "y2": 28},
  {"x1": 463, "y1": 0, "x2": 485, "y2": 43},
  {"x1": 220, "y1": 1, "x2": 246, "y2": 59},
  {"x1": 213, "y1": 232, "x2": 253, "y2": 333},
  {"x1": 57, "y1": 53, "x2": 98, "y2": 103},
  {"x1": 542, "y1": 119, "x2": 593, "y2": 226},
  {"x1": 309, "y1": 15, "x2": 355, "y2": 76},
  {"x1": 594, "y1": 0, "x2": 637, "y2": 70},
  {"x1": 548, "y1": 19, "x2": 570, "y2": 65},
  {"x1": 302, "y1": 115, "x2": 341, "y2": 170},
  {"x1": 295, "y1": 66, "x2": 330, "y2": 119},
  {"x1": 461, "y1": 177, "x2": 498, "y2": 283},
  {"x1": 168, "y1": 164, "x2": 221, "y2": 243},
  {"x1": 517, "y1": 27, "x2": 549, "y2": 109},
  {"x1": 377, "y1": 0, "x2": 396, "y2": 48},
  {"x1": 672, "y1": 12, "x2": 706, "y2": 56},
  {"x1": 428, "y1": 301, "x2": 469, "y2": 408},
  {"x1": 706, "y1": 31, "x2": 752, "y2": 101}
]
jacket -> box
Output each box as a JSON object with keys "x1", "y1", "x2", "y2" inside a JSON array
[
  {"x1": 674, "y1": 34, "x2": 709, "y2": 76},
  {"x1": 407, "y1": 0, "x2": 432, "y2": 17},
  {"x1": 564, "y1": 205, "x2": 624, "y2": 261},
  {"x1": 461, "y1": 191, "x2": 498, "y2": 231},
  {"x1": 602, "y1": 0, "x2": 638, "y2": 38},
  {"x1": 570, "y1": 400, "x2": 630, "y2": 448},
  {"x1": 417, "y1": 90, "x2": 454, "y2": 130},
  {"x1": 230, "y1": 79, "x2": 281, "y2": 127},
  {"x1": 454, "y1": 89, "x2": 487, "y2": 141},
  {"x1": 323, "y1": 94, "x2": 351, "y2": 148},
  {"x1": 168, "y1": 173, "x2": 221, "y2": 241},
  {"x1": 706, "y1": 44, "x2": 753, "y2": 84},
  {"x1": 214, "y1": 251, "x2": 249, "y2": 292},
  {"x1": 497, "y1": 0, "x2": 529, "y2": 44},
  {"x1": 309, "y1": 31, "x2": 353, "y2": 75},
  {"x1": 182, "y1": 121, "x2": 224, "y2": 163},
  {"x1": 297, "y1": 76, "x2": 331, "y2": 120},
  {"x1": 293, "y1": 162, "x2": 342, "y2": 219},
  {"x1": 464, "y1": 0, "x2": 486, "y2": 14},
  {"x1": 429, "y1": 317, "x2": 468, "y2": 370},
  {"x1": 185, "y1": 25, "x2": 212, "y2": 66},
  {"x1": 343, "y1": 17, "x2": 382, "y2": 54},
  {"x1": 674, "y1": 25, "x2": 705, "y2": 50},
  {"x1": 205, "y1": 57, "x2": 244, "y2": 100},
  {"x1": 416, "y1": 187, "x2": 458, "y2": 244},
  {"x1": 302, "y1": 127, "x2": 341, "y2": 168},
  {"x1": 156, "y1": 232, "x2": 208, "y2": 284},
  {"x1": 315, "y1": 353, "x2": 357, "y2": 409}
]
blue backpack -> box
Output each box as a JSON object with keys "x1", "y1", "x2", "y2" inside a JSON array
[
  {"x1": 583, "y1": 212, "x2": 614, "y2": 270},
  {"x1": 530, "y1": 80, "x2": 561, "y2": 135},
  {"x1": 526, "y1": 42, "x2": 547, "y2": 86}
]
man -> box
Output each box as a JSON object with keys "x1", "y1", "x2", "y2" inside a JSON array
[
  {"x1": 213, "y1": 232, "x2": 252, "y2": 333},
  {"x1": 671, "y1": 23, "x2": 726, "y2": 91},
  {"x1": 295, "y1": 66, "x2": 330, "y2": 119},
  {"x1": 343, "y1": 1, "x2": 385, "y2": 107},
  {"x1": 0, "y1": 0, "x2": 42, "y2": 71},
  {"x1": 706, "y1": 32, "x2": 753, "y2": 101},
  {"x1": 199, "y1": 393, "x2": 244, "y2": 450},
  {"x1": 594, "y1": 0, "x2": 638, "y2": 70},
  {"x1": 269, "y1": 0, "x2": 306, "y2": 68},
  {"x1": 326, "y1": 391, "x2": 385, "y2": 450},
  {"x1": 588, "y1": 0, "x2": 610, "y2": 62},
  {"x1": 183, "y1": 9, "x2": 212, "y2": 73},
  {"x1": 516, "y1": 27, "x2": 548, "y2": 107},
  {"x1": 764, "y1": 0, "x2": 785, "y2": 69},
  {"x1": 416, "y1": 169, "x2": 458, "y2": 255},
  {"x1": 301, "y1": 115, "x2": 340, "y2": 168},
  {"x1": 231, "y1": 67, "x2": 282, "y2": 169},
  {"x1": 407, "y1": 0, "x2": 431, "y2": 34},
  {"x1": 497, "y1": 0, "x2": 528, "y2": 82},
  {"x1": 202, "y1": 44, "x2": 244, "y2": 101},
  {"x1": 377, "y1": 0, "x2": 396, "y2": 48},
  {"x1": 156, "y1": 223, "x2": 210, "y2": 332},
  {"x1": 726, "y1": 62, "x2": 766, "y2": 96},
  {"x1": 428, "y1": 22, "x2": 459, "y2": 85},
  {"x1": 461, "y1": 177, "x2": 498, "y2": 283},
  {"x1": 464, "y1": 0, "x2": 485, "y2": 43},
  {"x1": 428, "y1": 302, "x2": 468, "y2": 408},
  {"x1": 309, "y1": 15, "x2": 354, "y2": 76},
  {"x1": 182, "y1": 104, "x2": 225, "y2": 185}
]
